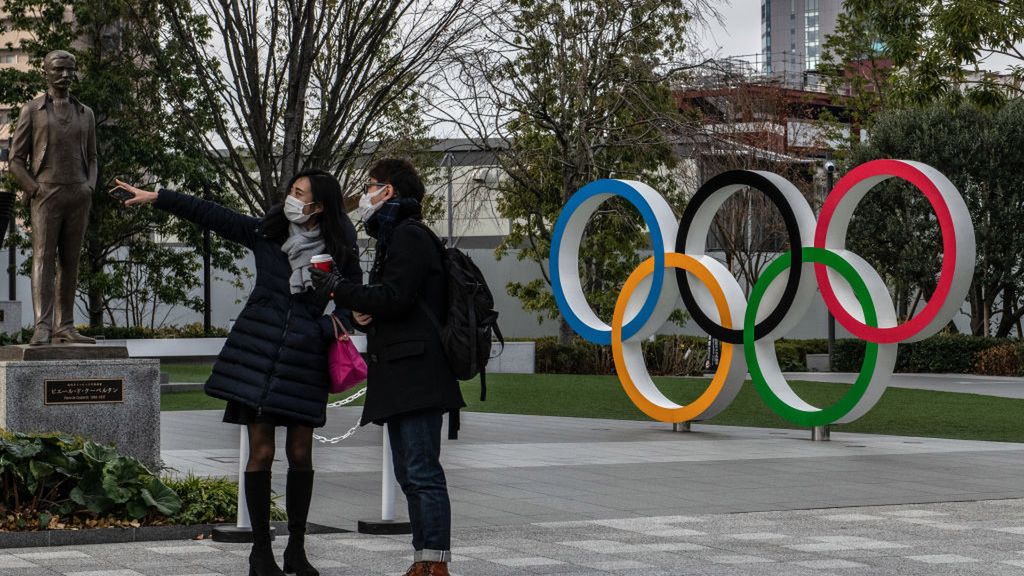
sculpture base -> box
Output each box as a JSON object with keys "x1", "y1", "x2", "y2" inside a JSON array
[
  {"x1": 0, "y1": 344, "x2": 128, "y2": 361},
  {"x1": 0, "y1": 358, "x2": 161, "y2": 468}
]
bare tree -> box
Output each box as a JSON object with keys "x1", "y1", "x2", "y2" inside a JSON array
[
  {"x1": 161, "y1": 0, "x2": 480, "y2": 211},
  {"x1": 426, "y1": 0, "x2": 720, "y2": 342}
]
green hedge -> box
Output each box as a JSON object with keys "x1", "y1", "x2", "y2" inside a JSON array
[
  {"x1": 833, "y1": 335, "x2": 1009, "y2": 374},
  {"x1": 537, "y1": 334, "x2": 1022, "y2": 375},
  {"x1": 7, "y1": 323, "x2": 230, "y2": 344},
  {"x1": 535, "y1": 335, "x2": 708, "y2": 376}
]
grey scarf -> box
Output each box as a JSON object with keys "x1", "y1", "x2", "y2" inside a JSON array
[{"x1": 281, "y1": 223, "x2": 326, "y2": 294}]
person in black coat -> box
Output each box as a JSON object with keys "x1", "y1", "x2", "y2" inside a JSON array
[
  {"x1": 116, "y1": 170, "x2": 360, "y2": 576},
  {"x1": 310, "y1": 158, "x2": 464, "y2": 576}
]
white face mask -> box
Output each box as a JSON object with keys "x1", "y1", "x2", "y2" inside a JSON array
[
  {"x1": 357, "y1": 188, "x2": 387, "y2": 222},
  {"x1": 284, "y1": 195, "x2": 315, "y2": 224}
]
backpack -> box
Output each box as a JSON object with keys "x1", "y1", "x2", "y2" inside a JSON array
[{"x1": 407, "y1": 221, "x2": 504, "y2": 436}]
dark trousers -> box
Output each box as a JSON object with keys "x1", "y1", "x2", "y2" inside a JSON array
[
  {"x1": 30, "y1": 182, "x2": 91, "y2": 333},
  {"x1": 387, "y1": 409, "x2": 452, "y2": 562}
]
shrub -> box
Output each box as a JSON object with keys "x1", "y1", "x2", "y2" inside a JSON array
[
  {"x1": 162, "y1": 474, "x2": 238, "y2": 525},
  {"x1": 833, "y1": 334, "x2": 1009, "y2": 374},
  {"x1": 12, "y1": 324, "x2": 230, "y2": 343},
  {"x1": 900, "y1": 335, "x2": 1003, "y2": 373},
  {"x1": 81, "y1": 323, "x2": 230, "y2": 339},
  {"x1": 0, "y1": 431, "x2": 181, "y2": 531},
  {"x1": 773, "y1": 340, "x2": 805, "y2": 371},
  {"x1": 975, "y1": 342, "x2": 1024, "y2": 376},
  {"x1": 162, "y1": 474, "x2": 286, "y2": 525},
  {"x1": 535, "y1": 335, "x2": 707, "y2": 376}
]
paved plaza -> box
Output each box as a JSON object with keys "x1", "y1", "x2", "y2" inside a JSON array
[
  {"x1": 3, "y1": 499, "x2": 1024, "y2": 575},
  {"x1": 2, "y1": 406, "x2": 1024, "y2": 574}
]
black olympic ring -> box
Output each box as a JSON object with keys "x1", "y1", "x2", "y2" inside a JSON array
[{"x1": 674, "y1": 171, "x2": 806, "y2": 345}]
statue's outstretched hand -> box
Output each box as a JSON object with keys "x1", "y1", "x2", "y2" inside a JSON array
[{"x1": 114, "y1": 179, "x2": 158, "y2": 206}]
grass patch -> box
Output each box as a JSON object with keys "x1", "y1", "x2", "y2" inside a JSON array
[
  {"x1": 160, "y1": 372, "x2": 1024, "y2": 443},
  {"x1": 161, "y1": 363, "x2": 214, "y2": 383}
]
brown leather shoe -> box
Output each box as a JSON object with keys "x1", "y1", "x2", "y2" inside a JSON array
[
  {"x1": 51, "y1": 329, "x2": 96, "y2": 344},
  {"x1": 427, "y1": 562, "x2": 449, "y2": 576},
  {"x1": 402, "y1": 562, "x2": 449, "y2": 576},
  {"x1": 410, "y1": 562, "x2": 449, "y2": 576},
  {"x1": 29, "y1": 326, "x2": 50, "y2": 346}
]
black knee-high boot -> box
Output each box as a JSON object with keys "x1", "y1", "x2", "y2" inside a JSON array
[
  {"x1": 246, "y1": 471, "x2": 286, "y2": 576},
  {"x1": 282, "y1": 468, "x2": 318, "y2": 576}
]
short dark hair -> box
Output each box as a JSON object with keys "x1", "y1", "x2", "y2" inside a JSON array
[
  {"x1": 44, "y1": 50, "x2": 76, "y2": 69},
  {"x1": 368, "y1": 158, "x2": 425, "y2": 202}
]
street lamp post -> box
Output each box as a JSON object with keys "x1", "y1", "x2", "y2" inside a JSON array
[
  {"x1": 202, "y1": 181, "x2": 212, "y2": 335},
  {"x1": 824, "y1": 160, "x2": 836, "y2": 371},
  {"x1": 441, "y1": 152, "x2": 454, "y2": 246}
]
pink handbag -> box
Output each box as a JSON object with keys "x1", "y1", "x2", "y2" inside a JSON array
[{"x1": 328, "y1": 315, "x2": 368, "y2": 393}]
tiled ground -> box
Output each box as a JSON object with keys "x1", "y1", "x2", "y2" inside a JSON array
[
  {"x1": 3, "y1": 408, "x2": 1023, "y2": 575},
  {"x1": 3, "y1": 499, "x2": 1024, "y2": 575}
]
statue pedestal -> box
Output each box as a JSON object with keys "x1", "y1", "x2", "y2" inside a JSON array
[{"x1": 0, "y1": 346, "x2": 161, "y2": 469}]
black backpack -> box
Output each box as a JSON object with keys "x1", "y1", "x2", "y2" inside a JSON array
[{"x1": 408, "y1": 221, "x2": 504, "y2": 407}]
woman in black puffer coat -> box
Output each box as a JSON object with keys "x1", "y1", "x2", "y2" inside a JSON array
[{"x1": 116, "y1": 170, "x2": 360, "y2": 576}]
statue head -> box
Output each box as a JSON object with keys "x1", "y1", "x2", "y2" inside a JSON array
[{"x1": 43, "y1": 50, "x2": 77, "y2": 94}]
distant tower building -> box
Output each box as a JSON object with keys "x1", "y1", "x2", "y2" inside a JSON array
[{"x1": 762, "y1": 0, "x2": 843, "y2": 85}]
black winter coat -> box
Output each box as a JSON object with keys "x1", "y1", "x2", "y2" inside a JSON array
[
  {"x1": 330, "y1": 218, "x2": 465, "y2": 425},
  {"x1": 154, "y1": 190, "x2": 362, "y2": 427}
]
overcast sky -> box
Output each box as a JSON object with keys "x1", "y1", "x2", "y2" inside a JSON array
[{"x1": 698, "y1": 1, "x2": 761, "y2": 60}]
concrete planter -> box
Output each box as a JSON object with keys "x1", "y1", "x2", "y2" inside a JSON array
[
  {"x1": 106, "y1": 337, "x2": 539, "y2": 374},
  {"x1": 806, "y1": 353, "x2": 831, "y2": 372}
]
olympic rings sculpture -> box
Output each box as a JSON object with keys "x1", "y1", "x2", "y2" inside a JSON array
[{"x1": 550, "y1": 160, "x2": 976, "y2": 427}]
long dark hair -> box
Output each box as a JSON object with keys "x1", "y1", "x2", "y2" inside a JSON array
[{"x1": 260, "y1": 169, "x2": 353, "y2": 265}]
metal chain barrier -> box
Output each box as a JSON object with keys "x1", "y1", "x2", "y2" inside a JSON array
[{"x1": 313, "y1": 386, "x2": 368, "y2": 444}]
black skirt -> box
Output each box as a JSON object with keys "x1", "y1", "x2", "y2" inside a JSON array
[{"x1": 222, "y1": 400, "x2": 311, "y2": 428}]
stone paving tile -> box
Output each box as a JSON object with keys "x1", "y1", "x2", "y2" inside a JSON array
[{"x1": 11, "y1": 498, "x2": 1024, "y2": 575}]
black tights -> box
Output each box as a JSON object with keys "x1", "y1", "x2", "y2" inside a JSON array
[{"x1": 245, "y1": 422, "x2": 314, "y2": 472}]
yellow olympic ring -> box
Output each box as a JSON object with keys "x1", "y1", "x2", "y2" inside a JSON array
[{"x1": 611, "y1": 253, "x2": 738, "y2": 423}]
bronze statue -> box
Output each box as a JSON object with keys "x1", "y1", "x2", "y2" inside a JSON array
[{"x1": 9, "y1": 50, "x2": 97, "y2": 345}]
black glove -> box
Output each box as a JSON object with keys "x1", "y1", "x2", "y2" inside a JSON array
[{"x1": 309, "y1": 267, "x2": 345, "y2": 300}]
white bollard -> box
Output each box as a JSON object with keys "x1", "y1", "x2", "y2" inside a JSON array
[
  {"x1": 357, "y1": 424, "x2": 410, "y2": 534},
  {"x1": 237, "y1": 426, "x2": 251, "y2": 528},
  {"x1": 212, "y1": 425, "x2": 270, "y2": 542},
  {"x1": 382, "y1": 425, "x2": 396, "y2": 521}
]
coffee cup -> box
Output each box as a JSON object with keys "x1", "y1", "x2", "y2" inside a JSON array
[{"x1": 310, "y1": 254, "x2": 334, "y2": 272}]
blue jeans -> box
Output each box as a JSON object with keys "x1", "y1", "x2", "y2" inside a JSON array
[{"x1": 387, "y1": 409, "x2": 451, "y2": 562}]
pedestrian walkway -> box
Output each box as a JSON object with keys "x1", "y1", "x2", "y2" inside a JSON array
[
  {"x1": 159, "y1": 408, "x2": 1024, "y2": 529},
  {"x1": 3, "y1": 498, "x2": 1024, "y2": 575},
  {"x1": 3, "y1": 409, "x2": 1023, "y2": 575}
]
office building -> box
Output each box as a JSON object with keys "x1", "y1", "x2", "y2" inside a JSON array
[{"x1": 762, "y1": 0, "x2": 843, "y2": 84}]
